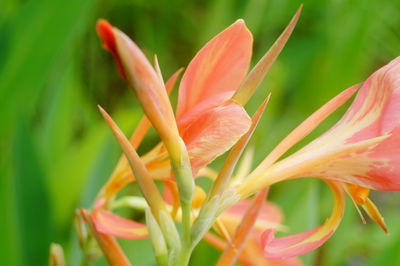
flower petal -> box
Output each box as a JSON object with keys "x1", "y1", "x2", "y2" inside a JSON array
[
  {"x1": 92, "y1": 208, "x2": 148, "y2": 239},
  {"x1": 80, "y1": 209, "x2": 132, "y2": 266},
  {"x1": 339, "y1": 57, "x2": 400, "y2": 140},
  {"x1": 232, "y1": 6, "x2": 302, "y2": 105},
  {"x1": 209, "y1": 95, "x2": 271, "y2": 198},
  {"x1": 179, "y1": 100, "x2": 252, "y2": 174},
  {"x1": 304, "y1": 127, "x2": 400, "y2": 190},
  {"x1": 261, "y1": 181, "x2": 345, "y2": 259},
  {"x1": 176, "y1": 19, "x2": 253, "y2": 118}
]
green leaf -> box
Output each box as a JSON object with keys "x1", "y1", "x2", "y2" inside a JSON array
[{"x1": 11, "y1": 116, "x2": 53, "y2": 265}]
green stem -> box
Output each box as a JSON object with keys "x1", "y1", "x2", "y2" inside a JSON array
[
  {"x1": 176, "y1": 245, "x2": 192, "y2": 266},
  {"x1": 181, "y1": 201, "x2": 191, "y2": 247},
  {"x1": 155, "y1": 254, "x2": 168, "y2": 266},
  {"x1": 172, "y1": 201, "x2": 192, "y2": 266}
]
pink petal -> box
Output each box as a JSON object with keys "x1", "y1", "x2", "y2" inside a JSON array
[
  {"x1": 179, "y1": 100, "x2": 251, "y2": 174},
  {"x1": 176, "y1": 19, "x2": 253, "y2": 118},
  {"x1": 307, "y1": 127, "x2": 400, "y2": 190},
  {"x1": 92, "y1": 208, "x2": 148, "y2": 239},
  {"x1": 262, "y1": 227, "x2": 333, "y2": 259},
  {"x1": 341, "y1": 57, "x2": 400, "y2": 137},
  {"x1": 261, "y1": 181, "x2": 345, "y2": 259},
  {"x1": 288, "y1": 57, "x2": 400, "y2": 190}
]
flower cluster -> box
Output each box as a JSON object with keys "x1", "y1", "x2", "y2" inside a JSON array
[{"x1": 73, "y1": 5, "x2": 400, "y2": 266}]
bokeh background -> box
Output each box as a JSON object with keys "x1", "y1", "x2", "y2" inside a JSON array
[{"x1": 1, "y1": 0, "x2": 400, "y2": 265}]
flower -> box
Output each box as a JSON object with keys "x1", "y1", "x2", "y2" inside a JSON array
[
  {"x1": 297, "y1": 58, "x2": 400, "y2": 190},
  {"x1": 96, "y1": 18, "x2": 253, "y2": 200},
  {"x1": 85, "y1": 7, "x2": 302, "y2": 263},
  {"x1": 237, "y1": 57, "x2": 400, "y2": 259}
]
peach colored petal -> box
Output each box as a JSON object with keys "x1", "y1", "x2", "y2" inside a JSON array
[
  {"x1": 113, "y1": 27, "x2": 180, "y2": 145},
  {"x1": 232, "y1": 6, "x2": 302, "y2": 105},
  {"x1": 80, "y1": 209, "x2": 132, "y2": 266},
  {"x1": 209, "y1": 94, "x2": 270, "y2": 199},
  {"x1": 92, "y1": 208, "x2": 148, "y2": 239},
  {"x1": 304, "y1": 127, "x2": 400, "y2": 190},
  {"x1": 179, "y1": 100, "x2": 251, "y2": 174},
  {"x1": 261, "y1": 181, "x2": 345, "y2": 259},
  {"x1": 176, "y1": 19, "x2": 253, "y2": 118},
  {"x1": 252, "y1": 57, "x2": 400, "y2": 192},
  {"x1": 338, "y1": 57, "x2": 400, "y2": 138}
]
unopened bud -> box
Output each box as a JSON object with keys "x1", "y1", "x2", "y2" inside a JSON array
[
  {"x1": 74, "y1": 209, "x2": 88, "y2": 248},
  {"x1": 158, "y1": 210, "x2": 181, "y2": 251},
  {"x1": 145, "y1": 209, "x2": 168, "y2": 265},
  {"x1": 49, "y1": 243, "x2": 65, "y2": 266}
]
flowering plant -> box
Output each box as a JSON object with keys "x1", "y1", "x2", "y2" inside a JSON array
[{"x1": 54, "y1": 5, "x2": 400, "y2": 266}]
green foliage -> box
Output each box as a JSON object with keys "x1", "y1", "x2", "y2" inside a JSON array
[{"x1": 1, "y1": 0, "x2": 399, "y2": 265}]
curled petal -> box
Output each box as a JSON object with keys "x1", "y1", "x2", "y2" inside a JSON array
[
  {"x1": 177, "y1": 19, "x2": 253, "y2": 118},
  {"x1": 92, "y1": 208, "x2": 148, "y2": 239},
  {"x1": 179, "y1": 100, "x2": 252, "y2": 174},
  {"x1": 261, "y1": 181, "x2": 345, "y2": 259}
]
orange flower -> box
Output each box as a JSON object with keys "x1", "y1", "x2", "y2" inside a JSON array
[
  {"x1": 89, "y1": 6, "x2": 301, "y2": 261},
  {"x1": 237, "y1": 57, "x2": 400, "y2": 259},
  {"x1": 96, "y1": 19, "x2": 253, "y2": 200}
]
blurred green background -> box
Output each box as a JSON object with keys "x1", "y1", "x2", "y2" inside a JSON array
[{"x1": 1, "y1": 0, "x2": 400, "y2": 265}]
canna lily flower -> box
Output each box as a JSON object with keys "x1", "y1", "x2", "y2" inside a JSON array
[
  {"x1": 87, "y1": 6, "x2": 301, "y2": 261},
  {"x1": 95, "y1": 18, "x2": 253, "y2": 200},
  {"x1": 236, "y1": 57, "x2": 400, "y2": 259},
  {"x1": 90, "y1": 19, "x2": 254, "y2": 241},
  {"x1": 94, "y1": 5, "x2": 301, "y2": 203}
]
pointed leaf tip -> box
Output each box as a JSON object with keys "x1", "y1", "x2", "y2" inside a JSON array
[
  {"x1": 235, "y1": 18, "x2": 245, "y2": 25},
  {"x1": 97, "y1": 105, "x2": 109, "y2": 120},
  {"x1": 232, "y1": 6, "x2": 301, "y2": 105}
]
